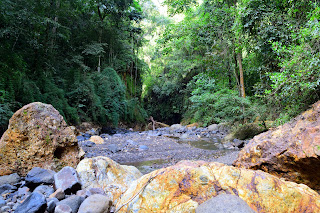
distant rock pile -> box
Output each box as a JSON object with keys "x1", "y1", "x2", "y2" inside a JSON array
[{"x1": 0, "y1": 102, "x2": 80, "y2": 176}]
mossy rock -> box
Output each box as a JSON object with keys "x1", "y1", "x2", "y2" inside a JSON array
[{"x1": 231, "y1": 123, "x2": 267, "y2": 140}]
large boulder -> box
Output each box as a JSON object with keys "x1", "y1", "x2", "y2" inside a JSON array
[
  {"x1": 54, "y1": 166, "x2": 82, "y2": 194},
  {"x1": 76, "y1": 156, "x2": 142, "y2": 204},
  {"x1": 195, "y1": 194, "x2": 256, "y2": 213},
  {"x1": 15, "y1": 192, "x2": 47, "y2": 213},
  {"x1": 115, "y1": 161, "x2": 320, "y2": 213},
  {"x1": 0, "y1": 102, "x2": 80, "y2": 176},
  {"x1": 25, "y1": 167, "x2": 56, "y2": 188},
  {"x1": 233, "y1": 101, "x2": 320, "y2": 190},
  {"x1": 78, "y1": 194, "x2": 110, "y2": 213}
]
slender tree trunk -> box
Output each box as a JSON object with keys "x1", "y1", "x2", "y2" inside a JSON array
[
  {"x1": 232, "y1": 46, "x2": 240, "y2": 93},
  {"x1": 226, "y1": 57, "x2": 232, "y2": 89},
  {"x1": 98, "y1": 28, "x2": 102, "y2": 72},
  {"x1": 237, "y1": 52, "x2": 245, "y2": 98}
]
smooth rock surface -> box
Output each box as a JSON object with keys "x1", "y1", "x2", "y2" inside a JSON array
[
  {"x1": 25, "y1": 167, "x2": 56, "y2": 187},
  {"x1": 234, "y1": 100, "x2": 320, "y2": 190},
  {"x1": 33, "y1": 185, "x2": 54, "y2": 198},
  {"x1": 207, "y1": 124, "x2": 218, "y2": 131},
  {"x1": 0, "y1": 173, "x2": 20, "y2": 186},
  {"x1": 0, "y1": 102, "x2": 80, "y2": 176},
  {"x1": 54, "y1": 167, "x2": 81, "y2": 194},
  {"x1": 195, "y1": 194, "x2": 256, "y2": 213},
  {"x1": 170, "y1": 124, "x2": 183, "y2": 130},
  {"x1": 78, "y1": 194, "x2": 110, "y2": 213},
  {"x1": 15, "y1": 192, "x2": 47, "y2": 213},
  {"x1": 54, "y1": 204, "x2": 72, "y2": 213},
  {"x1": 57, "y1": 195, "x2": 83, "y2": 213},
  {"x1": 76, "y1": 156, "x2": 142, "y2": 204},
  {"x1": 0, "y1": 198, "x2": 6, "y2": 208},
  {"x1": 116, "y1": 161, "x2": 320, "y2": 213}
]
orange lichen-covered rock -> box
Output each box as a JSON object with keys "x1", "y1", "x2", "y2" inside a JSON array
[
  {"x1": 116, "y1": 161, "x2": 320, "y2": 213},
  {"x1": 88, "y1": 136, "x2": 104, "y2": 144},
  {"x1": 234, "y1": 101, "x2": 320, "y2": 190},
  {"x1": 76, "y1": 156, "x2": 142, "y2": 204},
  {"x1": 0, "y1": 102, "x2": 80, "y2": 176}
]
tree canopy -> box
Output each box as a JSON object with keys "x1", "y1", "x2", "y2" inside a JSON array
[{"x1": 1, "y1": 0, "x2": 319, "y2": 134}]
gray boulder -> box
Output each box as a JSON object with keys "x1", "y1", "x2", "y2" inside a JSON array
[
  {"x1": 170, "y1": 124, "x2": 183, "y2": 131},
  {"x1": 0, "y1": 197, "x2": 6, "y2": 208},
  {"x1": 0, "y1": 173, "x2": 21, "y2": 186},
  {"x1": 47, "y1": 197, "x2": 59, "y2": 213},
  {"x1": 78, "y1": 194, "x2": 110, "y2": 213},
  {"x1": 54, "y1": 204, "x2": 72, "y2": 213},
  {"x1": 25, "y1": 167, "x2": 56, "y2": 188},
  {"x1": 0, "y1": 184, "x2": 16, "y2": 194},
  {"x1": 107, "y1": 144, "x2": 121, "y2": 153},
  {"x1": 54, "y1": 167, "x2": 81, "y2": 194},
  {"x1": 1, "y1": 205, "x2": 10, "y2": 212},
  {"x1": 33, "y1": 185, "x2": 55, "y2": 198},
  {"x1": 57, "y1": 195, "x2": 83, "y2": 213},
  {"x1": 208, "y1": 124, "x2": 218, "y2": 131},
  {"x1": 195, "y1": 194, "x2": 256, "y2": 213},
  {"x1": 15, "y1": 192, "x2": 47, "y2": 213}
]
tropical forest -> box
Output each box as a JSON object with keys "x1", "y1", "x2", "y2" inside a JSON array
[
  {"x1": 1, "y1": 0, "x2": 320, "y2": 133},
  {"x1": 1, "y1": 0, "x2": 320, "y2": 212}
]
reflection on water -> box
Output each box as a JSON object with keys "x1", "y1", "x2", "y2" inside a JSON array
[
  {"x1": 124, "y1": 159, "x2": 170, "y2": 174},
  {"x1": 124, "y1": 137, "x2": 229, "y2": 175},
  {"x1": 177, "y1": 137, "x2": 222, "y2": 150}
]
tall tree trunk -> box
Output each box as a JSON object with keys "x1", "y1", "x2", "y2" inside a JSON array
[
  {"x1": 98, "y1": 28, "x2": 102, "y2": 72},
  {"x1": 237, "y1": 52, "x2": 246, "y2": 98},
  {"x1": 232, "y1": 46, "x2": 241, "y2": 93}
]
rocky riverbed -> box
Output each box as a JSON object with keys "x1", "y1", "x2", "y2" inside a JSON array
[
  {"x1": 78, "y1": 124, "x2": 245, "y2": 174},
  {"x1": 2, "y1": 101, "x2": 320, "y2": 213}
]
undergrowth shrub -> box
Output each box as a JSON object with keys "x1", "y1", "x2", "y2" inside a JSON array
[
  {"x1": 184, "y1": 87, "x2": 257, "y2": 126},
  {"x1": 231, "y1": 123, "x2": 267, "y2": 140}
]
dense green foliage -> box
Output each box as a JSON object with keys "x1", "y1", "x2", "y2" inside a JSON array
[
  {"x1": 0, "y1": 0, "x2": 147, "y2": 132},
  {"x1": 142, "y1": 0, "x2": 320, "y2": 126},
  {"x1": 1, "y1": 0, "x2": 319, "y2": 134}
]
